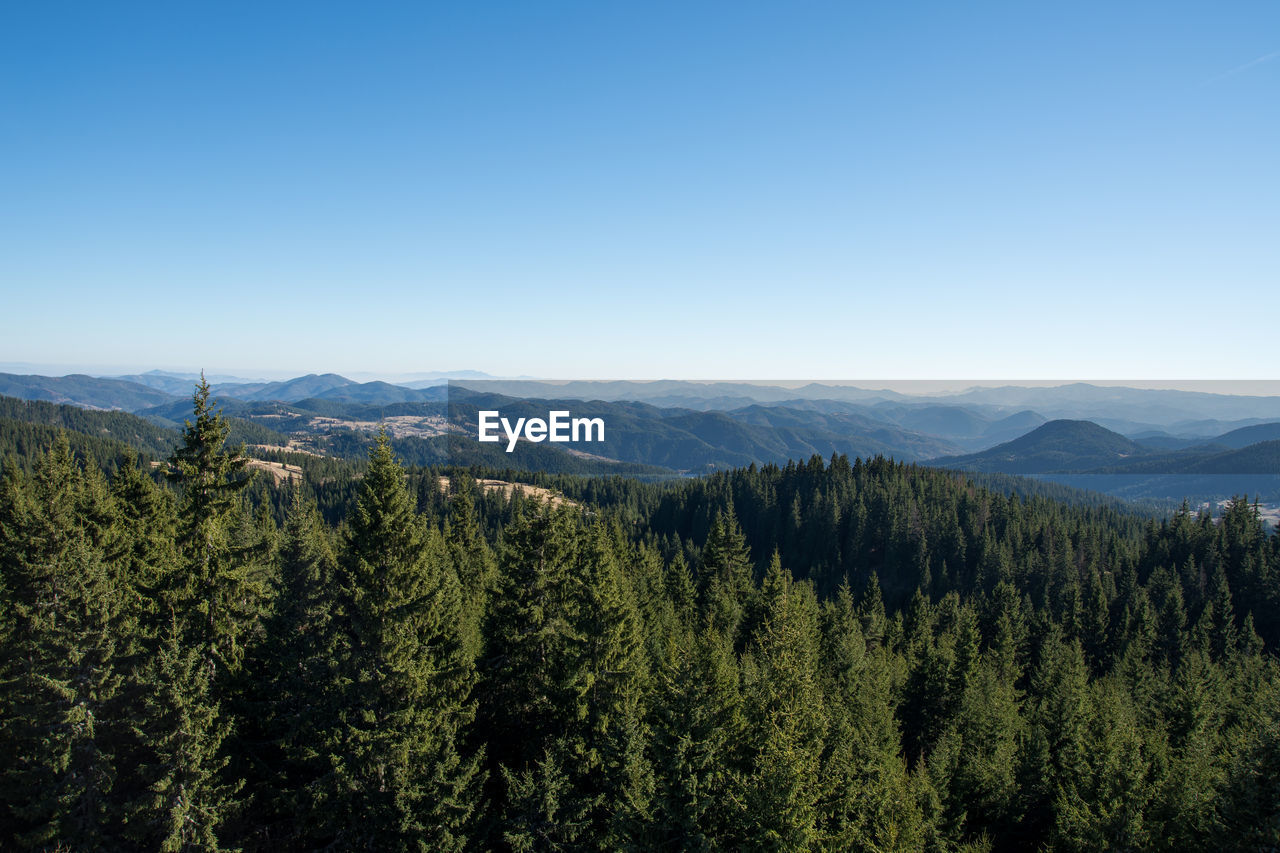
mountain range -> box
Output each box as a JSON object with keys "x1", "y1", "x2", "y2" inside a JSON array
[
  {"x1": 930, "y1": 419, "x2": 1280, "y2": 503},
  {"x1": 2, "y1": 371, "x2": 1279, "y2": 502},
  {"x1": 933, "y1": 419, "x2": 1280, "y2": 476}
]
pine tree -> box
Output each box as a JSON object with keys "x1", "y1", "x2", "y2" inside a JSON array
[
  {"x1": 934, "y1": 659, "x2": 1025, "y2": 845},
  {"x1": 566, "y1": 526, "x2": 654, "y2": 846},
  {"x1": 480, "y1": 503, "x2": 584, "y2": 792},
  {"x1": 0, "y1": 438, "x2": 132, "y2": 848},
  {"x1": 1020, "y1": 627, "x2": 1090, "y2": 840},
  {"x1": 1051, "y1": 680, "x2": 1152, "y2": 851},
  {"x1": 1212, "y1": 673, "x2": 1280, "y2": 847},
  {"x1": 165, "y1": 373, "x2": 260, "y2": 681},
  {"x1": 108, "y1": 453, "x2": 178, "y2": 637},
  {"x1": 859, "y1": 571, "x2": 887, "y2": 652},
  {"x1": 254, "y1": 488, "x2": 342, "y2": 846},
  {"x1": 129, "y1": 611, "x2": 237, "y2": 853},
  {"x1": 701, "y1": 509, "x2": 755, "y2": 646},
  {"x1": 738, "y1": 555, "x2": 827, "y2": 848},
  {"x1": 128, "y1": 375, "x2": 257, "y2": 849},
  {"x1": 817, "y1": 579, "x2": 927, "y2": 850},
  {"x1": 1145, "y1": 648, "x2": 1226, "y2": 848},
  {"x1": 650, "y1": 623, "x2": 747, "y2": 848},
  {"x1": 500, "y1": 739, "x2": 588, "y2": 851},
  {"x1": 444, "y1": 472, "x2": 497, "y2": 662},
  {"x1": 1206, "y1": 569, "x2": 1238, "y2": 661},
  {"x1": 322, "y1": 434, "x2": 482, "y2": 851},
  {"x1": 664, "y1": 551, "x2": 697, "y2": 627},
  {"x1": 1154, "y1": 576, "x2": 1188, "y2": 668}
]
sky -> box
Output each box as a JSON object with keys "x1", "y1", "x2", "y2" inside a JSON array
[{"x1": 2, "y1": 1, "x2": 1277, "y2": 380}]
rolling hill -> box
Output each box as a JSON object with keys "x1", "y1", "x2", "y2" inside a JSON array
[
  {"x1": 445, "y1": 389, "x2": 959, "y2": 473},
  {"x1": 0, "y1": 373, "x2": 179, "y2": 411},
  {"x1": 4, "y1": 372, "x2": 1280, "y2": 488},
  {"x1": 1090, "y1": 440, "x2": 1280, "y2": 475},
  {"x1": 929, "y1": 418, "x2": 1280, "y2": 503},
  {"x1": 1211, "y1": 422, "x2": 1280, "y2": 450},
  {"x1": 212, "y1": 373, "x2": 355, "y2": 402},
  {"x1": 0, "y1": 395, "x2": 178, "y2": 458},
  {"x1": 929, "y1": 419, "x2": 1150, "y2": 474}
]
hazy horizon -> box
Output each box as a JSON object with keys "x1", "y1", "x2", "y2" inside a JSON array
[{"x1": 4, "y1": 362, "x2": 1280, "y2": 398}]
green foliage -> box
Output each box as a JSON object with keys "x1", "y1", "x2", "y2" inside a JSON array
[
  {"x1": 318, "y1": 433, "x2": 482, "y2": 851},
  {"x1": 129, "y1": 617, "x2": 238, "y2": 852},
  {"x1": 738, "y1": 557, "x2": 828, "y2": 848},
  {"x1": 0, "y1": 438, "x2": 132, "y2": 848},
  {"x1": 1, "y1": 423, "x2": 1279, "y2": 851},
  {"x1": 166, "y1": 375, "x2": 262, "y2": 678}
]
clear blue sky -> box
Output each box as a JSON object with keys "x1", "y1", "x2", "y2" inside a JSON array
[{"x1": 2, "y1": 1, "x2": 1276, "y2": 379}]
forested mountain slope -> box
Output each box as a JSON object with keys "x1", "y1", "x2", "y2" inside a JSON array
[
  {"x1": 2, "y1": 386, "x2": 1278, "y2": 850},
  {"x1": 930, "y1": 419, "x2": 1150, "y2": 474}
]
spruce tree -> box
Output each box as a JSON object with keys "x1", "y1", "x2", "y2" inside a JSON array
[
  {"x1": 0, "y1": 438, "x2": 131, "y2": 848},
  {"x1": 128, "y1": 375, "x2": 258, "y2": 849},
  {"x1": 108, "y1": 453, "x2": 178, "y2": 637},
  {"x1": 664, "y1": 551, "x2": 697, "y2": 628},
  {"x1": 444, "y1": 472, "x2": 497, "y2": 662},
  {"x1": 481, "y1": 504, "x2": 584, "y2": 783},
  {"x1": 738, "y1": 555, "x2": 827, "y2": 848},
  {"x1": 700, "y1": 509, "x2": 755, "y2": 646},
  {"x1": 564, "y1": 526, "x2": 654, "y2": 846},
  {"x1": 323, "y1": 434, "x2": 481, "y2": 851},
  {"x1": 650, "y1": 623, "x2": 747, "y2": 848},
  {"x1": 1051, "y1": 680, "x2": 1152, "y2": 851},
  {"x1": 817, "y1": 579, "x2": 927, "y2": 850},
  {"x1": 253, "y1": 488, "x2": 341, "y2": 846},
  {"x1": 166, "y1": 373, "x2": 260, "y2": 680},
  {"x1": 130, "y1": 611, "x2": 237, "y2": 853}
]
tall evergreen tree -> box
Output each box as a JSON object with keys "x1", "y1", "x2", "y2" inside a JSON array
[
  {"x1": 322, "y1": 434, "x2": 482, "y2": 851},
  {"x1": 700, "y1": 509, "x2": 755, "y2": 645},
  {"x1": 817, "y1": 579, "x2": 927, "y2": 850},
  {"x1": 109, "y1": 453, "x2": 178, "y2": 637},
  {"x1": 0, "y1": 438, "x2": 132, "y2": 849},
  {"x1": 130, "y1": 611, "x2": 237, "y2": 853},
  {"x1": 444, "y1": 472, "x2": 497, "y2": 662},
  {"x1": 564, "y1": 526, "x2": 654, "y2": 846},
  {"x1": 252, "y1": 488, "x2": 341, "y2": 847},
  {"x1": 132, "y1": 378, "x2": 258, "y2": 851},
  {"x1": 738, "y1": 555, "x2": 828, "y2": 848},
  {"x1": 165, "y1": 374, "x2": 260, "y2": 680},
  {"x1": 650, "y1": 623, "x2": 747, "y2": 849},
  {"x1": 480, "y1": 503, "x2": 584, "y2": 793}
]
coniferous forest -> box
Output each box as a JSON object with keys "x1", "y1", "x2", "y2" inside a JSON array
[{"x1": 3, "y1": 382, "x2": 1279, "y2": 852}]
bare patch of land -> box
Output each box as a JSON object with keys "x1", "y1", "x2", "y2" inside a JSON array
[
  {"x1": 438, "y1": 476, "x2": 576, "y2": 508},
  {"x1": 248, "y1": 441, "x2": 325, "y2": 457},
  {"x1": 246, "y1": 458, "x2": 303, "y2": 485}
]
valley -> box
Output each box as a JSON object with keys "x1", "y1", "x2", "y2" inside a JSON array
[{"x1": 3, "y1": 371, "x2": 1280, "y2": 505}]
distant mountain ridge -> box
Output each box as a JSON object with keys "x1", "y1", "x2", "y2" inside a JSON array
[
  {"x1": 1212, "y1": 422, "x2": 1280, "y2": 450},
  {"x1": 932, "y1": 417, "x2": 1280, "y2": 479},
  {"x1": 445, "y1": 389, "x2": 960, "y2": 472},
  {"x1": 938, "y1": 383, "x2": 1280, "y2": 428},
  {"x1": 4, "y1": 371, "x2": 1280, "y2": 488},
  {"x1": 0, "y1": 373, "x2": 179, "y2": 411},
  {"x1": 930, "y1": 420, "x2": 1149, "y2": 474},
  {"x1": 210, "y1": 373, "x2": 354, "y2": 402}
]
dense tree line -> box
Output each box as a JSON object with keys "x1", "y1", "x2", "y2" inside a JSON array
[
  {"x1": 0, "y1": 397, "x2": 177, "y2": 459},
  {"x1": 0, "y1": 417, "x2": 151, "y2": 477},
  {"x1": 2, "y1": 382, "x2": 1278, "y2": 850}
]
